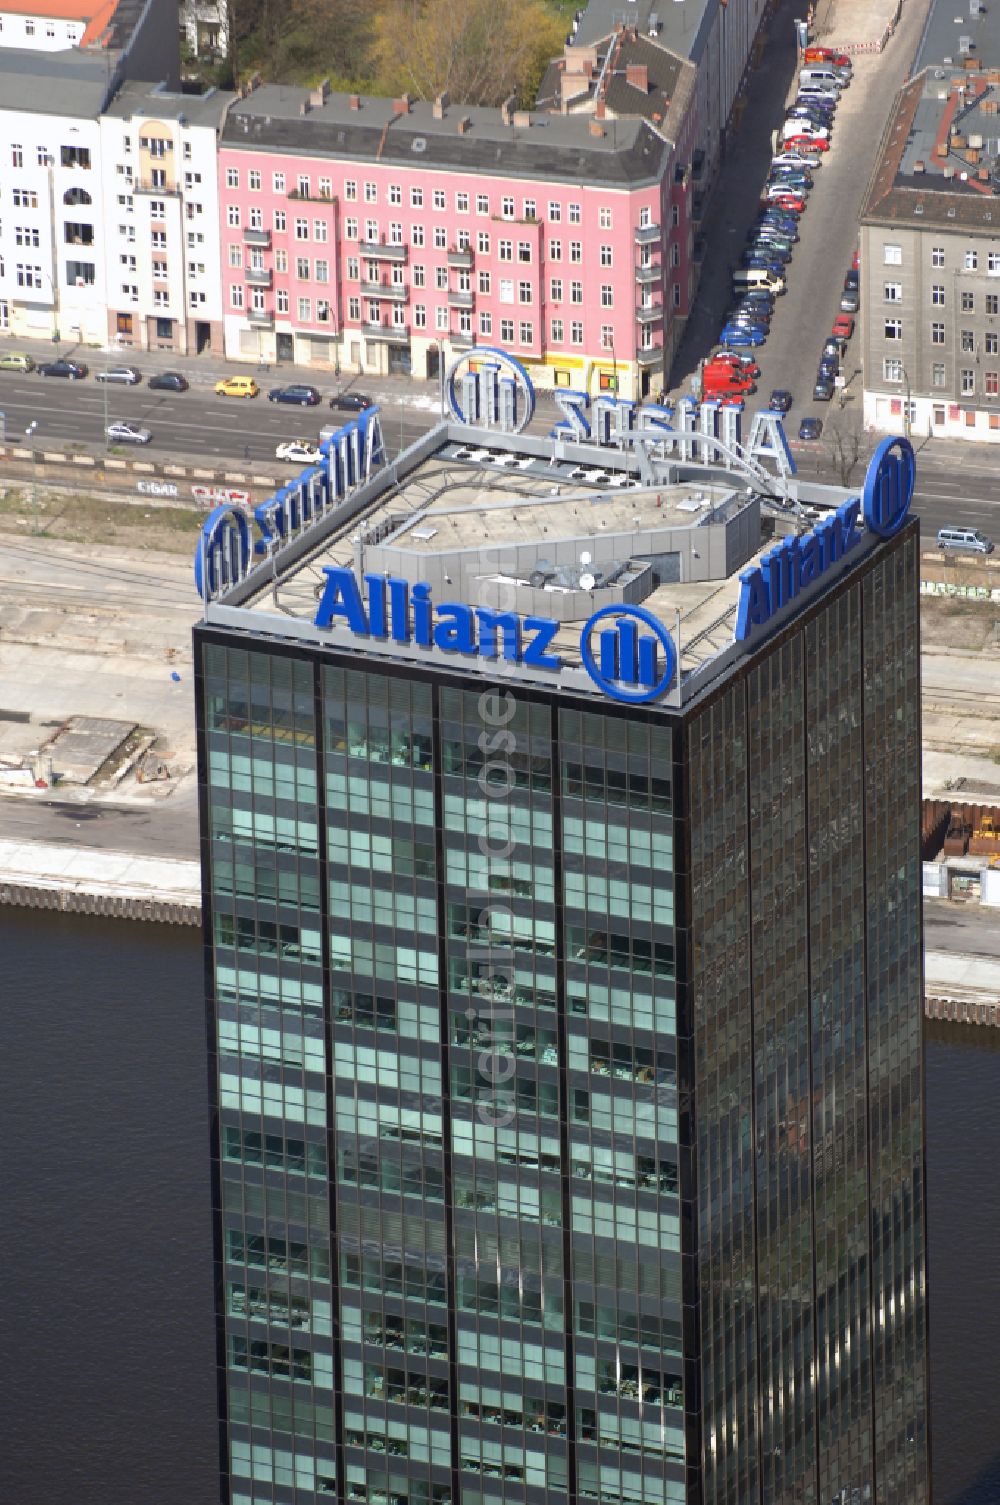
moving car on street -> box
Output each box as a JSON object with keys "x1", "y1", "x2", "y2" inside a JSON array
[
  {"x1": 768, "y1": 390, "x2": 793, "y2": 413},
  {"x1": 799, "y1": 416, "x2": 823, "y2": 440},
  {"x1": 148, "y1": 371, "x2": 189, "y2": 392},
  {"x1": 330, "y1": 390, "x2": 375, "y2": 412},
  {"x1": 215, "y1": 375, "x2": 259, "y2": 399},
  {"x1": 105, "y1": 420, "x2": 151, "y2": 445},
  {"x1": 276, "y1": 439, "x2": 323, "y2": 464},
  {"x1": 38, "y1": 358, "x2": 88, "y2": 379},
  {"x1": 268, "y1": 383, "x2": 321, "y2": 406},
  {"x1": 96, "y1": 365, "x2": 141, "y2": 385}
]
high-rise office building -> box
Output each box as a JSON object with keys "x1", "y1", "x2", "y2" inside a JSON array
[{"x1": 195, "y1": 359, "x2": 930, "y2": 1505}]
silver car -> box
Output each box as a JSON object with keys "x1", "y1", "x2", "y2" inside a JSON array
[
  {"x1": 96, "y1": 365, "x2": 142, "y2": 385},
  {"x1": 106, "y1": 420, "x2": 152, "y2": 445}
]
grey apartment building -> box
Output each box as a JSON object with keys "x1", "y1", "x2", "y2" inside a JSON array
[
  {"x1": 861, "y1": 15, "x2": 1000, "y2": 444},
  {"x1": 194, "y1": 378, "x2": 930, "y2": 1505}
]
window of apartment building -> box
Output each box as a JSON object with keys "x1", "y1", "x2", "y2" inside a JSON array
[
  {"x1": 413, "y1": 304, "x2": 426, "y2": 328},
  {"x1": 296, "y1": 257, "x2": 309, "y2": 279},
  {"x1": 600, "y1": 324, "x2": 614, "y2": 349},
  {"x1": 931, "y1": 322, "x2": 945, "y2": 344},
  {"x1": 247, "y1": 169, "x2": 261, "y2": 191},
  {"x1": 570, "y1": 241, "x2": 582, "y2": 263},
  {"x1": 671, "y1": 204, "x2": 680, "y2": 228},
  {"x1": 294, "y1": 218, "x2": 308, "y2": 240},
  {"x1": 884, "y1": 319, "x2": 902, "y2": 340},
  {"x1": 436, "y1": 306, "x2": 449, "y2": 330},
  {"x1": 571, "y1": 281, "x2": 583, "y2": 303},
  {"x1": 184, "y1": 172, "x2": 202, "y2": 189},
  {"x1": 551, "y1": 317, "x2": 564, "y2": 342},
  {"x1": 550, "y1": 278, "x2": 563, "y2": 301},
  {"x1": 345, "y1": 256, "x2": 358, "y2": 280},
  {"x1": 117, "y1": 194, "x2": 133, "y2": 210},
  {"x1": 25, "y1": 19, "x2": 34, "y2": 33},
  {"x1": 962, "y1": 290, "x2": 975, "y2": 312},
  {"x1": 499, "y1": 240, "x2": 513, "y2": 261},
  {"x1": 298, "y1": 297, "x2": 311, "y2": 320},
  {"x1": 119, "y1": 253, "x2": 136, "y2": 271},
  {"x1": 670, "y1": 244, "x2": 680, "y2": 268},
  {"x1": 229, "y1": 245, "x2": 243, "y2": 268},
  {"x1": 152, "y1": 258, "x2": 167, "y2": 277},
  {"x1": 227, "y1": 205, "x2": 240, "y2": 227},
  {"x1": 986, "y1": 371, "x2": 1000, "y2": 396},
  {"x1": 987, "y1": 332, "x2": 999, "y2": 355},
  {"x1": 388, "y1": 184, "x2": 401, "y2": 205},
  {"x1": 345, "y1": 180, "x2": 357, "y2": 201},
  {"x1": 275, "y1": 248, "x2": 288, "y2": 272},
  {"x1": 314, "y1": 219, "x2": 328, "y2": 242},
  {"x1": 478, "y1": 271, "x2": 491, "y2": 294},
  {"x1": 348, "y1": 296, "x2": 360, "y2": 320},
  {"x1": 479, "y1": 311, "x2": 492, "y2": 336},
  {"x1": 267, "y1": 171, "x2": 283, "y2": 193},
  {"x1": 568, "y1": 203, "x2": 581, "y2": 224},
  {"x1": 931, "y1": 245, "x2": 944, "y2": 267},
  {"x1": 11, "y1": 144, "x2": 22, "y2": 167},
  {"x1": 600, "y1": 245, "x2": 612, "y2": 267},
  {"x1": 318, "y1": 177, "x2": 331, "y2": 198},
  {"x1": 884, "y1": 282, "x2": 902, "y2": 302},
  {"x1": 518, "y1": 280, "x2": 532, "y2": 303},
  {"x1": 962, "y1": 330, "x2": 975, "y2": 352},
  {"x1": 518, "y1": 320, "x2": 533, "y2": 343},
  {"x1": 477, "y1": 232, "x2": 490, "y2": 255},
  {"x1": 434, "y1": 226, "x2": 446, "y2": 249},
  {"x1": 315, "y1": 259, "x2": 329, "y2": 282},
  {"x1": 151, "y1": 230, "x2": 166, "y2": 250},
  {"x1": 122, "y1": 282, "x2": 138, "y2": 302},
  {"x1": 412, "y1": 225, "x2": 425, "y2": 247},
  {"x1": 14, "y1": 226, "x2": 39, "y2": 247},
  {"x1": 523, "y1": 199, "x2": 536, "y2": 220},
  {"x1": 548, "y1": 201, "x2": 561, "y2": 222},
  {"x1": 501, "y1": 197, "x2": 515, "y2": 218},
  {"x1": 457, "y1": 229, "x2": 471, "y2": 251},
  {"x1": 570, "y1": 320, "x2": 583, "y2": 344},
  {"x1": 965, "y1": 250, "x2": 978, "y2": 271},
  {"x1": 293, "y1": 174, "x2": 309, "y2": 198},
  {"x1": 499, "y1": 278, "x2": 514, "y2": 302},
  {"x1": 883, "y1": 358, "x2": 903, "y2": 381},
  {"x1": 364, "y1": 182, "x2": 377, "y2": 203},
  {"x1": 12, "y1": 189, "x2": 38, "y2": 208},
  {"x1": 549, "y1": 239, "x2": 562, "y2": 262},
  {"x1": 345, "y1": 217, "x2": 358, "y2": 240},
  {"x1": 932, "y1": 363, "x2": 946, "y2": 387},
  {"x1": 408, "y1": 187, "x2": 423, "y2": 209},
  {"x1": 435, "y1": 267, "x2": 448, "y2": 290},
  {"x1": 671, "y1": 282, "x2": 681, "y2": 308},
  {"x1": 230, "y1": 284, "x2": 244, "y2": 309},
  {"x1": 600, "y1": 285, "x2": 613, "y2": 307},
  {"x1": 639, "y1": 206, "x2": 652, "y2": 228},
  {"x1": 150, "y1": 198, "x2": 167, "y2": 219},
  {"x1": 368, "y1": 300, "x2": 380, "y2": 323},
  {"x1": 961, "y1": 367, "x2": 975, "y2": 392},
  {"x1": 391, "y1": 264, "x2": 404, "y2": 287},
  {"x1": 246, "y1": 207, "x2": 262, "y2": 230},
  {"x1": 477, "y1": 194, "x2": 489, "y2": 214},
  {"x1": 456, "y1": 192, "x2": 469, "y2": 213},
  {"x1": 188, "y1": 262, "x2": 205, "y2": 278},
  {"x1": 931, "y1": 285, "x2": 945, "y2": 306},
  {"x1": 518, "y1": 241, "x2": 531, "y2": 263},
  {"x1": 989, "y1": 252, "x2": 1000, "y2": 275},
  {"x1": 225, "y1": 167, "x2": 238, "y2": 188},
  {"x1": 500, "y1": 317, "x2": 514, "y2": 341},
  {"x1": 599, "y1": 207, "x2": 612, "y2": 229},
  {"x1": 413, "y1": 265, "x2": 426, "y2": 288},
  {"x1": 392, "y1": 304, "x2": 406, "y2": 328},
  {"x1": 988, "y1": 293, "x2": 1000, "y2": 315},
  {"x1": 364, "y1": 218, "x2": 377, "y2": 240}
]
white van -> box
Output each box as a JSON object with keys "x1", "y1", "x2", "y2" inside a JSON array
[
  {"x1": 732, "y1": 268, "x2": 786, "y2": 294},
  {"x1": 937, "y1": 527, "x2": 995, "y2": 554},
  {"x1": 800, "y1": 66, "x2": 845, "y2": 89}
]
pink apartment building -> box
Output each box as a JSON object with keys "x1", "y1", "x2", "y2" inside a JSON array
[{"x1": 218, "y1": 77, "x2": 697, "y2": 400}]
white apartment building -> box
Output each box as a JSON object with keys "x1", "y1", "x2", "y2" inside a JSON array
[
  {"x1": 0, "y1": 49, "x2": 109, "y2": 344},
  {"x1": 99, "y1": 81, "x2": 231, "y2": 354},
  {"x1": 0, "y1": 0, "x2": 95, "y2": 52}
]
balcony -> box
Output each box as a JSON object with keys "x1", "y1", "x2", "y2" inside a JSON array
[
  {"x1": 447, "y1": 247, "x2": 474, "y2": 268},
  {"x1": 449, "y1": 330, "x2": 475, "y2": 350},
  {"x1": 359, "y1": 240, "x2": 407, "y2": 262},
  {"x1": 360, "y1": 281, "x2": 407, "y2": 302},
  {"x1": 634, "y1": 222, "x2": 661, "y2": 246},
  {"x1": 246, "y1": 267, "x2": 273, "y2": 288},
  {"x1": 635, "y1": 264, "x2": 660, "y2": 286},
  {"x1": 637, "y1": 345, "x2": 663, "y2": 366},
  {"x1": 248, "y1": 307, "x2": 274, "y2": 327},
  {"x1": 447, "y1": 289, "x2": 474, "y2": 309},
  {"x1": 636, "y1": 303, "x2": 664, "y2": 325},
  {"x1": 135, "y1": 180, "x2": 180, "y2": 196},
  {"x1": 363, "y1": 323, "x2": 407, "y2": 342},
  {"x1": 243, "y1": 227, "x2": 271, "y2": 248}
]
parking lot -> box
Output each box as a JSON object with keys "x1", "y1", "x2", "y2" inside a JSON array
[{"x1": 669, "y1": 0, "x2": 932, "y2": 449}]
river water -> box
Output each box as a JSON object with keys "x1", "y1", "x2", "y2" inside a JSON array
[{"x1": 0, "y1": 910, "x2": 996, "y2": 1505}]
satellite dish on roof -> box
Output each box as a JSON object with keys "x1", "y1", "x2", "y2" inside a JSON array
[
  {"x1": 580, "y1": 572, "x2": 596, "y2": 591},
  {"x1": 580, "y1": 549, "x2": 592, "y2": 565}
]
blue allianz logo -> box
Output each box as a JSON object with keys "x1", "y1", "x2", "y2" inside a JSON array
[
  {"x1": 863, "y1": 434, "x2": 915, "y2": 538},
  {"x1": 579, "y1": 605, "x2": 677, "y2": 704},
  {"x1": 446, "y1": 346, "x2": 536, "y2": 433}
]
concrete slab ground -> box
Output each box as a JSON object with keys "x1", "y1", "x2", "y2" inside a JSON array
[{"x1": 814, "y1": 0, "x2": 901, "y2": 51}]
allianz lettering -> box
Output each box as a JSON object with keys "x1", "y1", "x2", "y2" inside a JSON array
[{"x1": 735, "y1": 499, "x2": 860, "y2": 640}]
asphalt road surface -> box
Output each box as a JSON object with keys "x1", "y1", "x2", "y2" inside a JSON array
[{"x1": 925, "y1": 898, "x2": 1000, "y2": 960}]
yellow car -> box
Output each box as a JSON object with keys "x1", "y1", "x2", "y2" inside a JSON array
[{"x1": 215, "y1": 375, "x2": 259, "y2": 399}]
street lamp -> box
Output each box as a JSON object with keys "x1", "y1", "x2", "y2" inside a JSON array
[
  {"x1": 25, "y1": 420, "x2": 39, "y2": 534},
  {"x1": 901, "y1": 364, "x2": 911, "y2": 440}
]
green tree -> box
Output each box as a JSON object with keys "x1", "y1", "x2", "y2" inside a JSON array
[{"x1": 373, "y1": 0, "x2": 564, "y2": 107}]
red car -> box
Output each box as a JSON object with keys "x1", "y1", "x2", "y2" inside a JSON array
[
  {"x1": 710, "y1": 352, "x2": 760, "y2": 377},
  {"x1": 832, "y1": 314, "x2": 855, "y2": 339},
  {"x1": 785, "y1": 134, "x2": 830, "y2": 152},
  {"x1": 765, "y1": 192, "x2": 806, "y2": 211},
  {"x1": 804, "y1": 45, "x2": 851, "y2": 66},
  {"x1": 852, "y1": 247, "x2": 860, "y2": 270}
]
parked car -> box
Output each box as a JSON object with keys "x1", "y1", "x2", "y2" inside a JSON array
[
  {"x1": 823, "y1": 336, "x2": 847, "y2": 361},
  {"x1": 330, "y1": 390, "x2": 376, "y2": 412},
  {"x1": 937, "y1": 526, "x2": 995, "y2": 554},
  {"x1": 764, "y1": 191, "x2": 806, "y2": 211},
  {"x1": 839, "y1": 288, "x2": 860, "y2": 313},
  {"x1": 215, "y1": 375, "x2": 259, "y2": 398},
  {"x1": 268, "y1": 383, "x2": 321, "y2": 406},
  {"x1": 818, "y1": 351, "x2": 839, "y2": 376},
  {"x1": 796, "y1": 86, "x2": 840, "y2": 108},
  {"x1": 148, "y1": 371, "x2": 189, "y2": 392},
  {"x1": 768, "y1": 169, "x2": 813, "y2": 192},
  {"x1": 105, "y1": 420, "x2": 151, "y2": 445},
  {"x1": 721, "y1": 324, "x2": 766, "y2": 347},
  {"x1": 712, "y1": 351, "x2": 760, "y2": 376},
  {"x1": 96, "y1": 365, "x2": 141, "y2": 385},
  {"x1": 768, "y1": 389, "x2": 793, "y2": 413},
  {"x1": 0, "y1": 351, "x2": 35, "y2": 372},
  {"x1": 813, "y1": 376, "x2": 835, "y2": 401},
  {"x1": 844, "y1": 268, "x2": 860, "y2": 291},
  {"x1": 757, "y1": 212, "x2": 798, "y2": 232},
  {"x1": 772, "y1": 150, "x2": 822, "y2": 169},
  {"x1": 785, "y1": 134, "x2": 830, "y2": 153},
  {"x1": 832, "y1": 314, "x2": 855, "y2": 339},
  {"x1": 783, "y1": 119, "x2": 830, "y2": 141},
  {"x1": 798, "y1": 416, "x2": 823, "y2": 440},
  {"x1": 276, "y1": 439, "x2": 323, "y2": 464},
  {"x1": 803, "y1": 46, "x2": 851, "y2": 67},
  {"x1": 38, "y1": 358, "x2": 88, "y2": 379}
]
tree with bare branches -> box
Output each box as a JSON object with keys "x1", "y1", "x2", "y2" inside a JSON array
[
  {"x1": 373, "y1": 0, "x2": 564, "y2": 107},
  {"x1": 823, "y1": 401, "x2": 871, "y2": 488}
]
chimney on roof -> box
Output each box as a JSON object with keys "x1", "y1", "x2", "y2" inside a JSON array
[
  {"x1": 590, "y1": 119, "x2": 606, "y2": 137},
  {"x1": 501, "y1": 94, "x2": 516, "y2": 125},
  {"x1": 310, "y1": 78, "x2": 330, "y2": 107},
  {"x1": 513, "y1": 110, "x2": 530, "y2": 128},
  {"x1": 393, "y1": 93, "x2": 412, "y2": 114},
  {"x1": 914, "y1": 159, "x2": 926, "y2": 172},
  {"x1": 433, "y1": 92, "x2": 450, "y2": 118},
  {"x1": 457, "y1": 116, "x2": 471, "y2": 134},
  {"x1": 626, "y1": 62, "x2": 649, "y2": 92},
  {"x1": 348, "y1": 94, "x2": 361, "y2": 110},
  {"x1": 595, "y1": 99, "x2": 606, "y2": 119}
]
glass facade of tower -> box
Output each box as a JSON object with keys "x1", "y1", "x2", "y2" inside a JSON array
[{"x1": 197, "y1": 520, "x2": 928, "y2": 1505}]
